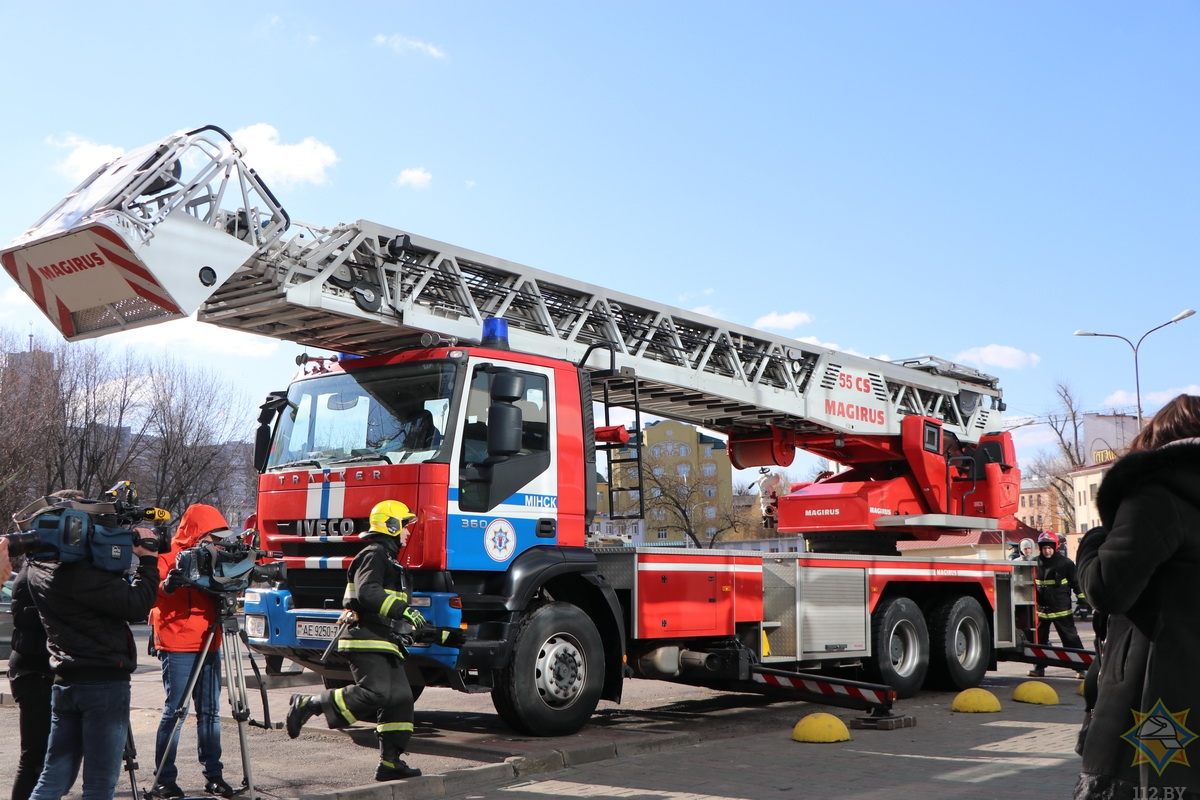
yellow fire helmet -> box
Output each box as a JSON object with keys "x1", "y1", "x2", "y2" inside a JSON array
[{"x1": 368, "y1": 500, "x2": 416, "y2": 536}]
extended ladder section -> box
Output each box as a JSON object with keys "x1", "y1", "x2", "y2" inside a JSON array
[
  {"x1": 204, "y1": 218, "x2": 1005, "y2": 444},
  {"x1": 2, "y1": 127, "x2": 1006, "y2": 446}
]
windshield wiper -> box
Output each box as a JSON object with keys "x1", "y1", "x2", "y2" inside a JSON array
[
  {"x1": 331, "y1": 453, "x2": 393, "y2": 466},
  {"x1": 268, "y1": 459, "x2": 323, "y2": 471}
]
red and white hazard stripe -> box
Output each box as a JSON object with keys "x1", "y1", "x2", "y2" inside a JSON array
[
  {"x1": 1024, "y1": 645, "x2": 1093, "y2": 667},
  {"x1": 752, "y1": 671, "x2": 891, "y2": 707},
  {"x1": 88, "y1": 226, "x2": 181, "y2": 314}
]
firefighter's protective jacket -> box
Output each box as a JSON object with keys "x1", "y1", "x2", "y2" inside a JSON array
[
  {"x1": 1034, "y1": 550, "x2": 1083, "y2": 620},
  {"x1": 338, "y1": 533, "x2": 416, "y2": 657}
]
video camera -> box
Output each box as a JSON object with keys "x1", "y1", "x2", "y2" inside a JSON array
[
  {"x1": 3, "y1": 482, "x2": 171, "y2": 573},
  {"x1": 170, "y1": 531, "x2": 285, "y2": 595}
]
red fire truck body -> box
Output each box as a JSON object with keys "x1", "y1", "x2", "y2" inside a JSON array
[{"x1": 1, "y1": 126, "x2": 1069, "y2": 737}]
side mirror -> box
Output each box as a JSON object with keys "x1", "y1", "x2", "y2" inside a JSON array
[
  {"x1": 253, "y1": 424, "x2": 272, "y2": 472},
  {"x1": 490, "y1": 371, "x2": 525, "y2": 403},
  {"x1": 487, "y1": 403, "x2": 523, "y2": 458},
  {"x1": 485, "y1": 369, "x2": 525, "y2": 459},
  {"x1": 254, "y1": 391, "x2": 287, "y2": 472}
]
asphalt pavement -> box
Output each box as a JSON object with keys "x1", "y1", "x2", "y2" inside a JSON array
[{"x1": 0, "y1": 628, "x2": 1089, "y2": 800}]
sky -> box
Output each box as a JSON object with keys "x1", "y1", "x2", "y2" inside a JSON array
[{"x1": 0, "y1": 2, "x2": 1197, "y2": 481}]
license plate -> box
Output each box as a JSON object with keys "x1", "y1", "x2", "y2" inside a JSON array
[{"x1": 296, "y1": 620, "x2": 339, "y2": 641}]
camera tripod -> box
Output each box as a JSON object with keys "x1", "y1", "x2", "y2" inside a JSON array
[{"x1": 139, "y1": 595, "x2": 269, "y2": 800}]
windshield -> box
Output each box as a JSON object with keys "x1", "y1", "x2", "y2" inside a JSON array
[{"x1": 266, "y1": 362, "x2": 458, "y2": 469}]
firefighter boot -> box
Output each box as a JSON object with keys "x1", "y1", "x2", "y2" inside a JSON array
[
  {"x1": 286, "y1": 694, "x2": 321, "y2": 739},
  {"x1": 375, "y1": 734, "x2": 421, "y2": 781}
]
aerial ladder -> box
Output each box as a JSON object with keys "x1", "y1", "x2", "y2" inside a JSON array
[{"x1": 2, "y1": 125, "x2": 1016, "y2": 546}]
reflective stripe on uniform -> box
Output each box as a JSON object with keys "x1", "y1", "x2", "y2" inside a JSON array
[
  {"x1": 1038, "y1": 608, "x2": 1074, "y2": 620},
  {"x1": 380, "y1": 589, "x2": 408, "y2": 616},
  {"x1": 376, "y1": 721, "x2": 414, "y2": 734},
  {"x1": 332, "y1": 687, "x2": 357, "y2": 724},
  {"x1": 337, "y1": 638, "x2": 403, "y2": 657}
]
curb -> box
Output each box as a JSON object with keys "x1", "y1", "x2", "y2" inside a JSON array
[{"x1": 297, "y1": 732, "x2": 703, "y2": 800}]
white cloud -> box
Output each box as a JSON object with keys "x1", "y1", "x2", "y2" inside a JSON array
[
  {"x1": 794, "y1": 335, "x2": 867, "y2": 357},
  {"x1": 754, "y1": 310, "x2": 813, "y2": 330},
  {"x1": 109, "y1": 315, "x2": 279, "y2": 359},
  {"x1": 373, "y1": 34, "x2": 446, "y2": 58},
  {"x1": 689, "y1": 305, "x2": 727, "y2": 319},
  {"x1": 397, "y1": 168, "x2": 432, "y2": 189},
  {"x1": 954, "y1": 344, "x2": 1041, "y2": 370},
  {"x1": 1103, "y1": 385, "x2": 1200, "y2": 410},
  {"x1": 47, "y1": 135, "x2": 125, "y2": 183},
  {"x1": 1, "y1": 287, "x2": 33, "y2": 308},
  {"x1": 465, "y1": 180, "x2": 476, "y2": 189},
  {"x1": 232, "y1": 124, "x2": 338, "y2": 188},
  {"x1": 1009, "y1": 423, "x2": 1059, "y2": 462}
]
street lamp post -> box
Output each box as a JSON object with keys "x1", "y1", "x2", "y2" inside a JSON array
[{"x1": 1074, "y1": 309, "x2": 1196, "y2": 429}]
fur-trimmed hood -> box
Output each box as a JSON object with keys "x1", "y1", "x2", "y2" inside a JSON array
[{"x1": 1096, "y1": 439, "x2": 1200, "y2": 528}]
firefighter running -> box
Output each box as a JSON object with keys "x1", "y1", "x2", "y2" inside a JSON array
[
  {"x1": 286, "y1": 501, "x2": 425, "y2": 781},
  {"x1": 1029, "y1": 531, "x2": 1087, "y2": 679}
]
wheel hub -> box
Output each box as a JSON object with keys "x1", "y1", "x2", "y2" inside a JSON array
[
  {"x1": 535, "y1": 634, "x2": 584, "y2": 707},
  {"x1": 889, "y1": 620, "x2": 918, "y2": 676}
]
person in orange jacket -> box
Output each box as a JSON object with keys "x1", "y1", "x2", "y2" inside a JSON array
[{"x1": 148, "y1": 505, "x2": 236, "y2": 799}]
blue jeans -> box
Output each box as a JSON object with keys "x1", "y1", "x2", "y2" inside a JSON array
[
  {"x1": 29, "y1": 680, "x2": 130, "y2": 800},
  {"x1": 154, "y1": 650, "x2": 224, "y2": 784}
]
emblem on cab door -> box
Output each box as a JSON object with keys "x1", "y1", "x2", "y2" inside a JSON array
[{"x1": 484, "y1": 519, "x2": 516, "y2": 562}]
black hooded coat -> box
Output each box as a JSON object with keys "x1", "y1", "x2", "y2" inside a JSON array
[{"x1": 1074, "y1": 439, "x2": 1200, "y2": 799}]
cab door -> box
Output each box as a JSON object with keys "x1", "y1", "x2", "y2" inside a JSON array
[{"x1": 446, "y1": 359, "x2": 558, "y2": 571}]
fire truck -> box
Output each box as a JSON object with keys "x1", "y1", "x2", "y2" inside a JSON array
[{"x1": 2, "y1": 126, "x2": 1080, "y2": 736}]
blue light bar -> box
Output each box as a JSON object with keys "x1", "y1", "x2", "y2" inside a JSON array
[{"x1": 481, "y1": 317, "x2": 510, "y2": 350}]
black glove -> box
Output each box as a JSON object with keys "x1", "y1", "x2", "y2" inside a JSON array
[
  {"x1": 412, "y1": 626, "x2": 467, "y2": 648},
  {"x1": 1075, "y1": 598, "x2": 1092, "y2": 615},
  {"x1": 162, "y1": 569, "x2": 186, "y2": 594}
]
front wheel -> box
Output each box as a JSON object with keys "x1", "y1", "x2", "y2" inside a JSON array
[
  {"x1": 491, "y1": 602, "x2": 605, "y2": 736},
  {"x1": 925, "y1": 596, "x2": 991, "y2": 690},
  {"x1": 865, "y1": 597, "x2": 929, "y2": 698}
]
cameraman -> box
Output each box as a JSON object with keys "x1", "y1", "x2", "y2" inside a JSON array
[
  {"x1": 9, "y1": 489, "x2": 84, "y2": 800},
  {"x1": 147, "y1": 504, "x2": 235, "y2": 799},
  {"x1": 26, "y1": 522, "x2": 158, "y2": 800}
]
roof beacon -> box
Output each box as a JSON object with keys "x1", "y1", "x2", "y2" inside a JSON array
[{"x1": 482, "y1": 317, "x2": 510, "y2": 350}]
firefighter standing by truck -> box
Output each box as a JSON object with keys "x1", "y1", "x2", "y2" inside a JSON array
[
  {"x1": 1029, "y1": 531, "x2": 1088, "y2": 678},
  {"x1": 286, "y1": 500, "x2": 425, "y2": 782}
]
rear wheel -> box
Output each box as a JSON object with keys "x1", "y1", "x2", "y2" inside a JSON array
[
  {"x1": 491, "y1": 602, "x2": 605, "y2": 736},
  {"x1": 925, "y1": 596, "x2": 991, "y2": 690},
  {"x1": 865, "y1": 597, "x2": 929, "y2": 698}
]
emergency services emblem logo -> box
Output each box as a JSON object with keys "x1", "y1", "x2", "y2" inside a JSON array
[
  {"x1": 484, "y1": 519, "x2": 516, "y2": 562},
  {"x1": 1121, "y1": 698, "x2": 1197, "y2": 774}
]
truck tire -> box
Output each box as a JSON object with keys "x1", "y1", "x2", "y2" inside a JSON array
[
  {"x1": 491, "y1": 602, "x2": 605, "y2": 736},
  {"x1": 866, "y1": 597, "x2": 929, "y2": 698},
  {"x1": 925, "y1": 596, "x2": 990, "y2": 690}
]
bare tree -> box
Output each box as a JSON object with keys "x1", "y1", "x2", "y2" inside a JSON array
[
  {"x1": 1031, "y1": 382, "x2": 1089, "y2": 535},
  {"x1": 639, "y1": 454, "x2": 747, "y2": 548},
  {"x1": 140, "y1": 356, "x2": 254, "y2": 516},
  {"x1": 41, "y1": 343, "x2": 153, "y2": 498},
  {"x1": 0, "y1": 331, "x2": 63, "y2": 524},
  {"x1": 1044, "y1": 382, "x2": 1087, "y2": 467}
]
